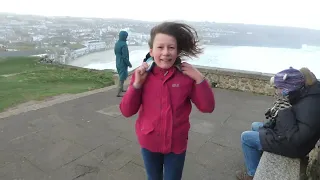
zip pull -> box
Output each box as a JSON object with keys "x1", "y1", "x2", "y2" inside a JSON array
[{"x1": 164, "y1": 71, "x2": 168, "y2": 76}]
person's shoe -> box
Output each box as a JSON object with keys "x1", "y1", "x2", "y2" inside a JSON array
[
  {"x1": 236, "y1": 170, "x2": 253, "y2": 180},
  {"x1": 116, "y1": 94, "x2": 123, "y2": 97},
  {"x1": 122, "y1": 90, "x2": 127, "y2": 92}
]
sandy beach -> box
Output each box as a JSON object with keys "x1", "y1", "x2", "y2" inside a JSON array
[{"x1": 68, "y1": 46, "x2": 148, "y2": 68}]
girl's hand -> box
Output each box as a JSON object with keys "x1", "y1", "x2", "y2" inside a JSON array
[
  {"x1": 133, "y1": 62, "x2": 149, "y2": 89},
  {"x1": 181, "y1": 62, "x2": 204, "y2": 84}
]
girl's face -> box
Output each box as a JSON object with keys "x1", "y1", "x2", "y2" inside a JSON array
[{"x1": 150, "y1": 33, "x2": 178, "y2": 69}]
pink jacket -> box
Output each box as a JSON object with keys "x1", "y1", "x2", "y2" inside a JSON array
[{"x1": 119, "y1": 65, "x2": 215, "y2": 154}]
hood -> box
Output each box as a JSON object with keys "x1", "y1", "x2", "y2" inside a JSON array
[
  {"x1": 305, "y1": 81, "x2": 320, "y2": 96},
  {"x1": 299, "y1": 67, "x2": 318, "y2": 86},
  {"x1": 289, "y1": 81, "x2": 320, "y2": 104},
  {"x1": 119, "y1": 31, "x2": 128, "y2": 41}
]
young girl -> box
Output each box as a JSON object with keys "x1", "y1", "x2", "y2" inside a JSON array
[{"x1": 119, "y1": 22, "x2": 215, "y2": 180}]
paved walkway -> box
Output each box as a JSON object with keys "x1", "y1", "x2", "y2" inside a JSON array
[{"x1": 0, "y1": 87, "x2": 273, "y2": 180}]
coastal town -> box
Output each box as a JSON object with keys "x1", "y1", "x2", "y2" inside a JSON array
[
  {"x1": 0, "y1": 14, "x2": 152, "y2": 63},
  {"x1": 1, "y1": 13, "x2": 320, "y2": 64}
]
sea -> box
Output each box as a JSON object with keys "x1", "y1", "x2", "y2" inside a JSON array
[{"x1": 68, "y1": 45, "x2": 320, "y2": 77}]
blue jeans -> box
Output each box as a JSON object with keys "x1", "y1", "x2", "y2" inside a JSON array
[
  {"x1": 141, "y1": 148, "x2": 186, "y2": 180},
  {"x1": 241, "y1": 122, "x2": 264, "y2": 176}
]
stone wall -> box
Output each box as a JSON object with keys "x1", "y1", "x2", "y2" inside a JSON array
[
  {"x1": 121, "y1": 65, "x2": 276, "y2": 96},
  {"x1": 195, "y1": 65, "x2": 275, "y2": 96},
  {"x1": 306, "y1": 145, "x2": 320, "y2": 180}
]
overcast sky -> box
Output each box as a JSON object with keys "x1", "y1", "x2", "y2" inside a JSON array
[{"x1": 1, "y1": 0, "x2": 319, "y2": 29}]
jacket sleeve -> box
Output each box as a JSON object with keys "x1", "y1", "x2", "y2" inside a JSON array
[
  {"x1": 277, "y1": 105, "x2": 320, "y2": 147},
  {"x1": 190, "y1": 79, "x2": 215, "y2": 113},
  {"x1": 121, "y1": 45, "x2": 132, "y2": 67},
  {"x1": 119, "y1": 72, "x2": 142, "y2": 117},
  {"x1": 291, "y1": 103, "x2": 320, "y2": 147}
]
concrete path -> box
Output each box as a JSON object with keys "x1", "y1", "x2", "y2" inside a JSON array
[{"x1": 0, "y1": 87, "x2": 273, "y2": 180}]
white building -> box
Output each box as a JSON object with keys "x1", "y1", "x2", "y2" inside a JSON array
[
  {"x1": 73, "y1": 47, "x2": 88, "y2": 57},
  {"x1": 32, "y1": 35, "x2": 45, "y2": 41},
  {"x1": 83, "y1": 40, "x2": 107, "y2": 52}
]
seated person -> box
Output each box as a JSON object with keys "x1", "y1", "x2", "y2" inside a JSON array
[
  {"x1": 263, "y1": 67, "x2": 319, "y2": 138},
  {"x1": 236, "y1": 67, "x2": 320, "y2": 180},
  {"x1": 257, "y1": 67, "x2": 318, "y2": 134}
]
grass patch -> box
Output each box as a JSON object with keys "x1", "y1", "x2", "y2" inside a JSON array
[
  {"x1": 0, "y1": 56, "x2": 45, "y2": 75},
  {"x1": 0, "y1": 56, "x2": 115, "y2": 112}
]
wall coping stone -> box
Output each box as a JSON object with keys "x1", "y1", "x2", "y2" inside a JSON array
[{"x1": 194, "y1": 65, "x2": 275, "y2": 81}]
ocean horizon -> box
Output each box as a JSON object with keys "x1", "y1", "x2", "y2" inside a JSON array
[{"x1": 69, "y1": 45, "x2": 320, "y2": 77}]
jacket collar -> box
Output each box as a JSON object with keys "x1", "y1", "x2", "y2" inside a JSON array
[
  {"x1": 289, "y1": 81, "x2": 320, "y2": 104},
  {"x1": 152, "y1": 65, "x2": 176, "y2": 77}
]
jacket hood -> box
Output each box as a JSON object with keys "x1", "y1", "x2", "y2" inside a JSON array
[
  {"x1": 299, "y1": 67, "x2": 318, "y2": 86},
  {"x1": 119, "y1": 31, "x2": 128, "y2": 41},
  {"x1": 289, "y1": 81, "x2": 320, "y2": 104},
  {"x1": 305, "y1": 81, "x2": 320, "y2": 96}
]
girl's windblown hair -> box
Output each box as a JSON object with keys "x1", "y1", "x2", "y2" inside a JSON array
[{"x1": 148, "y1": 22, "x2": 203, "y2": 59}]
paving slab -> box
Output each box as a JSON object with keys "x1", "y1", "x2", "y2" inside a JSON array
[{"x1": 0, "y1": 87, "x2": 273, "y2": 179}]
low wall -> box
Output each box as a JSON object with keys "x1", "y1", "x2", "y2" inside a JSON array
[
  {"x1": 195, "y1": 65, "x2": 275, "y2": 96},
  {"x1": 306, "y1": 146, "x2": 320, "y2": 180},
  {"x1": 115, "y1": 65, "x2": 276, "y2": 96}
]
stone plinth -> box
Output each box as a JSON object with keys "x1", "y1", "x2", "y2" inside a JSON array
[
  {"x1": 307, "y1": 147, "x2": 320, "y2": 180},
  {"x1": 254, "y1": 152, "x2": 300, "y2": 180}
]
